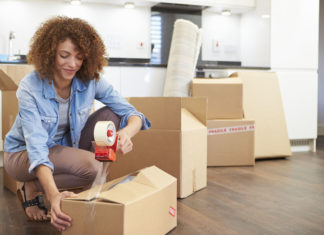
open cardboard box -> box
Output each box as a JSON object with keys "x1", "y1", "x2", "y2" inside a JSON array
[
  {"x1": 108, "y1": 97, "x2": 207, "y2": 198},
  {"x1": 207, "y1": 119, "x2": 255, "y2": 166},
  {"x1": 0, "y1": 64, "x2": 34, "y2": 194},
  {"x1": 62, "y1": 166, "x2": 177, "y2": 235},
  {"x1": 192, "y1": 77, "x2": 243, "y2": 119}
]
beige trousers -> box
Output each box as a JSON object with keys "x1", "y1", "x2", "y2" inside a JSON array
[{"x1": 4, "y1": 107, "x2": 120, "y2": 192}]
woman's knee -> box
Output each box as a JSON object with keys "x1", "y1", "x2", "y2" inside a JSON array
[
  {"x1": 3, "y1": 151, "x2": 35, "y2": 182},
  {"x1": 78, "y1": 154, "x2": 101, "y2": 184},
  {"x1": 85, "y1": 107, "x2": 121, "y2": 131},
  {"x1": 93, "y1": 107, "x2": 121, "y2": 129},
  {"x1": 79, "y1": 107, "x2": 121, "y2": 151}
]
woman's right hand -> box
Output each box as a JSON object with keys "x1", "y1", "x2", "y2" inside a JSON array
[{"x1": 50, "y1": 191, "x2": 78, "y2": 232}]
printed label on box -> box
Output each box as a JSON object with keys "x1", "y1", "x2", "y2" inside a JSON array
[
  {"x1": 208, "y1": 124, "x2": 255, "y2": 135},
  {"x1": 169, "y1": 206, "x2": 176, "y2": 217}
]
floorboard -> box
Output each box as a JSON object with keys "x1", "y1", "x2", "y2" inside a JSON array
[{"x1": 1, "y1": 139, "x2": 324, "y2": 235}]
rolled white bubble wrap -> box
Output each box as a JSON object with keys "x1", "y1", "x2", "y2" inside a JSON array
[{"x1": 163, "y1": 19, "x2": 202, "y2": 97}]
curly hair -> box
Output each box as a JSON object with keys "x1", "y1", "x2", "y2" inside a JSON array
[{"x1": 27, "y1": 16, "x2": 107, "y2": 82}]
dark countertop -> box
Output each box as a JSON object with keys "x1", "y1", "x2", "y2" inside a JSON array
[{"x1": 0, "y1": 58, "x2": 270, "y2": 70}]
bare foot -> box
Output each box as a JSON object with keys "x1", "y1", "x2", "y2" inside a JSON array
[{"x1": 23, "y1": 181, "x2": 48, "y2": 220}]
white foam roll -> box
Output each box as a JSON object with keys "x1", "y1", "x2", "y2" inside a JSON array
[
  {"x1": 94, "y1": 121, "x2": 116, "y2": 146},
  {"x1": 163, "y1": 19, "x2": 202, "y2": 97}
]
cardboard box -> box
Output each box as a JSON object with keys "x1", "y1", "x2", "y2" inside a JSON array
[
  {"x1": 62, "y1": 166, "x2": 177, "y2": 235},
  {"x1": 207, "y1": 119, "x2": 255, "y2": 166},
  {"x1": 192, "y1": 78, "x2": 243, "y2": 119},
  {"x1": 0, "y1": 64, "x2": 34, "y2": 140},
  {"x1": 3, "y1": 167, "x2": 21, "y2": 194},
  {"x1": 0, "y1": 64, "x2": 34, "y2": 194},
  {"x1": 231, "y1": 71, "x2": 291, "y2": 158},
  {"x1": 108, "y1": 97, "x2": 207, "y2": 198}
]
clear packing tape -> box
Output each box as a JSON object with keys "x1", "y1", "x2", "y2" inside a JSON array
[{"x1": 163, "y1": 19, "x2": 202, "y2": 97}]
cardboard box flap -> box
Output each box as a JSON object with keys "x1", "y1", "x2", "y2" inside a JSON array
[
  {"x1": 65, "y1": 166, "x2": 176, "y2": 205},
  {"x1": 181, "y1": 97, "x2": 207, "y2": 126},
  {"x1": 0, "y1": 69, "x2": 18, "y2": 90},
  {"x1": 66, "y1": 174, "x2": 131, "y2": 201},
  {"x1": 181, "y1": 108, "x2": 206, "y2": 131},
  {"x1": 128, "y1": 97, "x2": 182, "y2": 130},
  {"x1": 131, "y1": 165, "x2": 177, "y2": 189},
  {"x1": 0, "y1": 64, "x2": 34, "y2": 90},
  {"x1": 128, "y1": 97, "x2": 207, "y2": 130},
  {"x1": 229, "y1": 72, "x2": 239, "y2": 78},
  {"x1": 193, "y1": 77, "x2": 242, "y2": 85},
  {"x1": 98, "y1": 180, "x2": 155, "y2": 205},
  {"x1": 98, "y1": 166, "x2": 176, "y2": 204}
]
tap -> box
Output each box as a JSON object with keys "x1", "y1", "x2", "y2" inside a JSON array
[{"x1": 8, "y1": 31, "x2": 18, "y2": 61}]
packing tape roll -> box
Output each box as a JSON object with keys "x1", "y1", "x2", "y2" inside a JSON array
[{"x1": 94, "y1": 121, "x2": 116, "y2": 146}]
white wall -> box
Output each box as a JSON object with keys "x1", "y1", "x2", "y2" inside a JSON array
[
  {"x1": 240, "y1": 0, "x2": 270, "y2": 67},
  {"x1": 201, "y1": 0, "x2": 270, "y2": 66},
  {"x1": 0, "y1": 0, "x2": 151, "y2": 58},
  {"x1": 202, "y1": 10, "x2": 241, "y2": 62},
  {"x1": 271, "y1": 0, "x2": 319, "y2": 69},
  {"x1": 318, "y1": 0, "x2": 324, "y2": 135}
]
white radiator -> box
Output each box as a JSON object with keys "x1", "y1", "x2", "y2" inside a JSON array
[{"x1": 290, "y1": 139, "x2": 316, "y2": 152}]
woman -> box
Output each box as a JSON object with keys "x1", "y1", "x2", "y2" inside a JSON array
[{"x1": 3, "y1": 16, "x2": 150, "y2": 232}]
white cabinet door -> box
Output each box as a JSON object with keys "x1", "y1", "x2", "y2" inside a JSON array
[
  {"x1": 102, "y1": 66, "x2": 121, "y2": 92},
  {"x1": 271, "y1": 0, "x2": 319, "y2": 69},
  {"x1": 94, "y1": 66, "x2": 122, "y2": 110},
  {"x1": 120, "y1": 67, "x2": 166, "y2": 97},
  {"x1": 276, "y1": 70, "x2": 318, "y2": 139}
]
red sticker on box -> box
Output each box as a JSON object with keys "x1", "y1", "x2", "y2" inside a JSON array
[{"x1": 169, "y1": 206, "x2": 176, "y2": 217}]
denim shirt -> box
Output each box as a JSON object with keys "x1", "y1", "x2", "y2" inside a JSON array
[{"x1": 4, "y1": 71, "x2": 151, "y2": 173}]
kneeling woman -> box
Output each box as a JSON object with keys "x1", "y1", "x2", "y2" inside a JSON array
[{"x1": 3, "y1": 16, "x2": 150, "y2": 232}]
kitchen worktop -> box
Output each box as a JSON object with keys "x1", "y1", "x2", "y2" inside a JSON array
[
  {"x1": 0, "y1": 57, "x2": 270, "y2": 70},
  {"x1": 0, "y1": 61, "x2": 270, "y2": 70}
]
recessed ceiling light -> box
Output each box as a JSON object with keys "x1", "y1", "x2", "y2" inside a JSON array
[
  {"x1": 262, "y1": 14, "x2": 270, "y2": 19},
  {"x1": 124, "y1": 2, "x2": 135, "y2": 9},
  {"x1": 221, "y1": 9, "x2": 231, "y2": 16},
  {"x1": 70, "y1": 0, "x2": 81, "y2": 6}
]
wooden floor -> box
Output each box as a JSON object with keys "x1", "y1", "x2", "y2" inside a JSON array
[{"x1": 1, "y1": 139, "x2": 324, "y2": 235}]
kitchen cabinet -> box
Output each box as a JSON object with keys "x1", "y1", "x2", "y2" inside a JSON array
[
  {"x1": 120, "y1": 67, "x2": 166, "y2": 97},
  {"x1": 270, "y1": 0, "x2": 319, "y2": 151},
  {"x1": 276, "y1": 70, "x2": 318, "y2": 151},
  {"x1": 94, "y1": 66, "x2": 166, "y2": 110}
]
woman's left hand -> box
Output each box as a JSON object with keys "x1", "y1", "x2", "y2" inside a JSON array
[{"x1": 116, "y1": 129, "x2": 133, "y2": 154}]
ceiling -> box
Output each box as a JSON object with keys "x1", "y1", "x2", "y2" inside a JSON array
[{"x1": 67, "y1": 0, "x2": 256, "y2": 13}]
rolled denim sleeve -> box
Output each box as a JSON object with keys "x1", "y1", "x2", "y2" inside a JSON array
[
  {"x1": 17, "y1": 82, "x2": 54, "y2": 173},
  {"x1": 95, "y1": 78, "x2": 151, "y2": 130}
]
